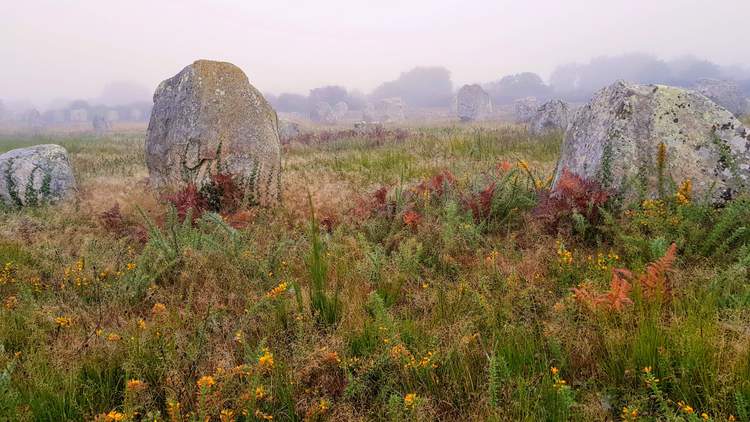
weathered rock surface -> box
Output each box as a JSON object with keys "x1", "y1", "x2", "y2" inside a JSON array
[
  {"x1": 455, "y1": 84, "x2": 492, "y2": 121},
  {"x1": 528, "y1": 99, "x2": 570, "y2": 135},
  {"x1": 514, "y1": 97, "x2": 538, "y2": 123},
  {"x1": 554, "y1": 81, "x2": 750, "y2": 203},
  {"x1": 693, "y1": 78, "x2": 748, "y2": 117},
  {"x1": 145, "y1": 60, "x2": 281, "y2": 206},
  {"x1": 0, "y1": 144, "x2": 76, "y2": 207}
]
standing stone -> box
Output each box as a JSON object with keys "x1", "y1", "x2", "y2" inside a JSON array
[
  {"x1": 528, "y1": 99, "x2": 570, "y2": 135},
  {"x1": 455, "y1": 84, "x2": 492, "y2": 121},
  {"x1": 514, "y1": 97, "x2": 538, "y2": 123},
  {"x1": 374, "y1": 97, "x2": 406, "y2": 122},
  {"x1": 310, "y1": 101, "x2": 333, "y2": 123},
  {"x1": 0, "y1": 144, "x2": 77, "y2": 207},
  {"x1": 554, "y1": 81, "x2": 750, "y2": 203},
  {"x1": 92, "y1": 115, "x2": 111, "y2": 135},
  {"x1": 145, "y1": 60, "x2": 281, "y2": 206},
  {"x1": 693, "y1": 78, "x2": 748, "y2": 117},
  {"x1": 278, "y1": 119, "x2": 301, "y2": 142},
  {"x1": 331, "y1": 101, "x2": 349, "y2": 122}
]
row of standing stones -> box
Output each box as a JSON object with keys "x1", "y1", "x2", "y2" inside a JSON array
[{"x1": 1, "y1": 60, "x2": 749, "y2": 208}]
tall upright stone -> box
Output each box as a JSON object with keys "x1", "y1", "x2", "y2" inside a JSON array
[
  {"x1": 528, "y1": 99, "x2": 570, "y2": 135},
  {"x1": 455, "y1": 84, "x2": 492, "y2": 121},
  {"x1": 554, "y1": 81, "x2": 750, "y2": 203},
  {"x1": 145, "y1": 60, "x2": 281, "y2": 206}
]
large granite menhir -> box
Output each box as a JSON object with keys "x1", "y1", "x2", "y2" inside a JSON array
[
  {"x1": 146, "y1": 60, "x2": 281, "y2": 206},
  {"x1": 554, "y1": 81, "x2": 750, "y2": 203}
]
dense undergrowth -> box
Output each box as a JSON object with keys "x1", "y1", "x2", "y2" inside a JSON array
[{"x1": 1, "y1": 125, "x2": 750, "y2": 421}]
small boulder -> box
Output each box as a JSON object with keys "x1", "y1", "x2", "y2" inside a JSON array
[
  {"x1": 693, "y1": 78, "x2": 748, "y2": 117},
  {"x1": 145, "y1": 60, "x2": 281, "y2": 206},
  {"x1": 0, "y1": 144, "x2": 77, "y2": 207},
  {"x1": 553, "y1": 81, "x2": 750, "y2": 203},
  {"x1": 528, "y1": 99, "x2": 570, "y2": 135},
  {"x1": 455, "y1": 84, "x2": 492, "y2": 121}
]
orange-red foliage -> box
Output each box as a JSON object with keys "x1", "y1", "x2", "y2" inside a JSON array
[{"x1": 535, "y1": 168, "x2": 609, "y2": 231}]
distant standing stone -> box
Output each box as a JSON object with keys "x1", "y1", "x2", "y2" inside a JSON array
[
  {"x1": 455, "y1": 84, "x2": 492, "y2": 121},
  {"x1": 514, "y1": 97, "x2": 538, "y2": 123},
  {"x1": 92, "y1": 115, "x2": 111, "y2": 135},
  {"x1": 528, "y1": 99, "x2": 570, "y2": 135},
  {"x1": 278, "y1": 119, "x2": 301, "y2": 142},
  {"x1": 310, "y1": 101, "x2": 333, "y2": 123},
  {"x1": 375, "y1": 98, "x2": 406, "y2": 122},
  {"x1": 145, "y1": 60, "x2": 281, "y2": 206},
  {"x1": 0, "y1": 144, "x2": 77, "y2": 207},
  {"x1": 554, "y1": 81, "x2": 750, "y2": 203}
]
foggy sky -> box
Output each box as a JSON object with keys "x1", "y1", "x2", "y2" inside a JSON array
[{"x1": 3, "y1": 0, "x2": 750, "y2": 107}]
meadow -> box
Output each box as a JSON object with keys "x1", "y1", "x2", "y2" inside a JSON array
[{"x1": 1, "y1": 120, "x2": 750, "y2": 421}]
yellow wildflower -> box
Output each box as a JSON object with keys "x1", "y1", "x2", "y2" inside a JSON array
[
  {"x1": 254, "y1": 409, "x2": 273, "y2": 420},
  {"x1": 151, "y1": 302, "x2": 166, "y2": 316},
  {"x1": 266, "y1": 281, "x2": 288, "y2": 299},
  {"x1": 517, "y1": 160, "x2": 530, "y2": 172},
  {"x1": 258, "y1": 348, "x2": 274, "y2": 370},
  {"x1": 137, "y1": 319, "x2": 146, "y2": 330},
  {"x1": 220, "y1": 408, "x2": 235, "y2": 422},
  {"x1": 104, "y1": 410, "x2": 125, "y2": 421},
  {"x1": 107, "y1": 333, "x2": 121, "y2": 342},
  {"x1": 404, "y1": 393, "x2": 417, "y2": 408},
  {"x1": 126, "y1": 379, "x2": 146, "y2": 392},
  {"x1": 55, "y1": 316, "x2": 72, "y2": 328},
  {"x1": 197, "y1": 375, "x2": 216, "y2": 389},
  {"x1": 255, "y1": 385, "x2": 267, "y2": 400},
  {"x1": 550, "y1": 366, "x2": 559, "y2": 375},
  {"x1": 167, "y1": 400, "x2": 181, "y2": 422},
  {"x1": 126, "y1": 263, "x2": 137, "y2": 271}
]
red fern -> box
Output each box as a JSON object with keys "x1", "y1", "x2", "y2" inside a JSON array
[
  {"x1": 638, "y1": 243, "x2": 677, "y2": 301},
  {"x1": 535, "y1": 168, "x2": 609, "y2": 232}
]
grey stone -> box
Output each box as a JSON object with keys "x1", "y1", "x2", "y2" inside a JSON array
[
  {"x1": 279, "y1": 119, "x2": 301, "y2": 142},
  {"x1": 693, "y1": 78, "x2": 748, "y2": 117},
  {"x1": 528, "y1": 99, "x2": 570, "y2": 135},
  {"x1": 373, "y1": 98, "x2": 406, "y2": 122},
  {"x1": 514, "y1": 97, "x2": 538, "y2": 123},
  {"x1": 455, "y1": 84, "x2": 492, "y2": 121},
  {"x1": 145, "y1": 60, "x2": 281, "y2": 206},
  {"x1": 310, "y1": 101, "x2": 333, "y2": 123},
  {"x1": 553, "y1": 81, "x2": 750, "y2": 203},
  {"x1": 0, "y1": 144, "x2": 77, "y2": 207},
  {"x1": 92, "y1": 115, "x2": 111, "y2": 135},
  {"x1": 331, "y1": 101, "x2": 349, "y2": 122}
]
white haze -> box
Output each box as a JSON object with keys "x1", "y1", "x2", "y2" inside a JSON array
[{"x1": 2, "y1": 0, "x2": 749, "y2": 108}]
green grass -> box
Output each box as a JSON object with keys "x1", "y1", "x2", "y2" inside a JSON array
[{"x1": 0, "y1": 126, "x2": 748, "y2": 421}]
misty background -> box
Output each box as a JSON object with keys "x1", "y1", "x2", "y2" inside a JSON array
[{"x1": 2, "y1": 0, "x2": 750, "y2": 120}]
